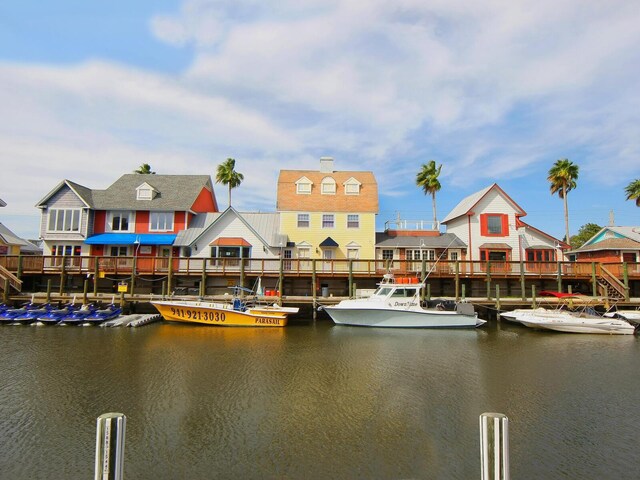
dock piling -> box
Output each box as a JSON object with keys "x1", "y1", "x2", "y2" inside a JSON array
[
  {"x1": 480, "y1": 412, "x2": 510, "y2": 480},
  {"x1": 95, "y1": 412, "x2": 126, "y2": 480}
]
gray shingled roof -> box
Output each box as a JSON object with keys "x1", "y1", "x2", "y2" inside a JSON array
[
  {"x1": 376, "y1": 232, "x2": 466, "y2": 248},
  {"x1": 91, "y1": 174, "x2": 213, "y2": 211},
  {"x1": 0, "y1": 222, "x2": 42, "y2": 253}
]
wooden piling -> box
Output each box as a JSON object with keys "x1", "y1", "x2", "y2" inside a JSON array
[
  {"x1": 130, "y1": 256, "x2": 137, "y2": 297},
  {"x1": 46, "y1": 279, "x2": 52, "y2": 303},
  {"x1": 455, "y1": 261, "x2": 460, "y2": 301},
  {"x1": 495, "y1": 284, "x2": 501, "y2": 311},
  {"x1": 486, "y1": 261, "x2": 492, "y2": 300},
  {"x1": 312, "y1": 259, "x2": 317, "y2": 321},
  {"x1": 2, "y1": 279, "x2": 8, "y2": 304},
  {"x1": 532, "y1": 285, "x2": 537, "y2": 309},
  {"x1": 348, "y1": 260, "x2": 353, "y2": 299},
  {"x1": 83, "y1": 279, "x2": 89, "y2": 305},
  {"x1": 591, "y1": 262, "x2": 597, "y2": 297}
]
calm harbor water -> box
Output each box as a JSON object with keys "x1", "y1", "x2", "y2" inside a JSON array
[{"x1": 0, "y1": 318, "x2": 639, "y2": 479}]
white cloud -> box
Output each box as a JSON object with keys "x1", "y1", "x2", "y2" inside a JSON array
[{"x1": 2, "y1": 0, "x2": 640, "y2": 238}]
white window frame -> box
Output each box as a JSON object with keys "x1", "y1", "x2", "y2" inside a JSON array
[
  {"x1": 321, "y1": 177, "x2": 336, "y2": 195},
  {"x1": 347, "y1": 214, "x2": 360, "y2": 229},
  {"x1": 347, "y1": 248, "x2": 360, "y2": 259},
  {"x1": 297, "y1": 213, "x2": 310, "y2": 228},
  {"x1": 295, "y1": 176, "x2": 313, "y2": 195},
  {"x1": 107, "y1": 211, "x2": 134, "y2": 232},
  {"x1": 344, "y1": 177, "x2": 361, "y2": 195},
  {"x1": 322, "y1": 214, "x2": 335, "y2": 228},
  {"x1": 150, "y1": 211, "x2": 174, "y2": 232},
  {"x1": 47, "y1": 209, "x2": 81, "y2": 233}
]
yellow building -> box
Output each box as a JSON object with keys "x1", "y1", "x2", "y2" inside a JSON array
[{"x1": 276, "y1": 157, "x2": 378, "y2": 262}]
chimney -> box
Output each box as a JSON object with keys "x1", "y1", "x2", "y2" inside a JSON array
[{"x1": 319, "y1": 156, "x2": 334, "y2": 173}]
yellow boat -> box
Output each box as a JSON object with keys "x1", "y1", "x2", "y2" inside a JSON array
[{"x1": 150, "y1": 299, "x2": 299, "y2": 327}]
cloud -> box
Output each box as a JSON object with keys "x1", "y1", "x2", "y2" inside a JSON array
[{"x1": 2, "y1": 0, "x2": 640, "y2": 238}]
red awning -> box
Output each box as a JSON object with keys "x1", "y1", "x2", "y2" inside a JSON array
[
  {"x1": 478, "y1": 243, "x2": 512, "y2": 249},
  {"x1": 209, "y1": 237, "x2": 252, "y2": 247}
]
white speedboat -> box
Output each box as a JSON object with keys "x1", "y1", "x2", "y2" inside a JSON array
[
  {"x1": 604, "y1": 308, "x2": 640, "y2": 322},
  {"x1": 516, "y1": 310, "x2": 636, "y2": 335},
  {"x1": 322, "y1": 274, "x2": 484, "y2": 328}
]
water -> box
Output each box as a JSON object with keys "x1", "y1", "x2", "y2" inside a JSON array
[{"x1": 0, "y1": 320, "x2": 638, "y2": 479}]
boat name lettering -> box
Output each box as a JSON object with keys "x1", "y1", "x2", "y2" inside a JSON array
[
  {"x1": 255, "y1": 317, "x2": 281, "y2": 325},
  {"x1": 169, "y1": 307, "x2": 226, "y2": 322},
  {"x1": 393, "y1": 301, "x2": 418, "y2": 307}
]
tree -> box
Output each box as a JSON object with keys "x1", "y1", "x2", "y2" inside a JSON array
[
  {"x1": 569, "y1": 223, "x2": 602, "y2": 249},
  {"x1": 134, "y1": 163, "x2": 155, "y2": 174},
  {"x1": 216, "y1": 157, "x2": 244, "y2": 207},
  {"x1": 547, "y1": 158, "x2": 579, "y2": 243},
  {"x1": 416, "y1": 160, "x2": 442, "y2": 230},
  {"x1": 625, "y1": 179, "x2": 640, "y2": 206}
]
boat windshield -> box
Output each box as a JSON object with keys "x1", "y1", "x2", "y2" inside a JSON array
[{"x1": 375, "y1": 286, "x2": 417, "y2": 298}]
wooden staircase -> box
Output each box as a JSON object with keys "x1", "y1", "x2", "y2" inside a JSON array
[
  {"x1": 0, "y1": 265, "x2": 22, "y2": 293},
  {"x1": 596, "y1": 265, "x2": 626, "y2": 300}
]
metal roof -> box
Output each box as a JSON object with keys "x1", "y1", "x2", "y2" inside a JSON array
[
  {"x1": 375, "y1": 232, "x2": 466, "y2": 248},
  {"x1": 174, "y1": 209, "x2": 284, "y2": 248}
]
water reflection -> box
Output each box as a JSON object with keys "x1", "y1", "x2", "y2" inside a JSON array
[{"x1": 0, "y1": 321, "x2": 638, "y2": 479}]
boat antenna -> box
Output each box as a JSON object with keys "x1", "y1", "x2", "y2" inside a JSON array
[{"x1": 420, "y1": 236, "x2": 458, "y2": 283}]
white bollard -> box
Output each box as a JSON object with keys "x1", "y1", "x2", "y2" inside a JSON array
[
  {"x1": 95, "y1": 412, "x2": 126, "y2": 480},
  {"x1": 480, "y1": 412, "x2": 509, "y2": 480}
]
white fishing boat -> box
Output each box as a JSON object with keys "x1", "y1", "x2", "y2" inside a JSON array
[
  {"x1": 321, "y1": 274, "x2": 484, "y2": 328},
  {"x1": 604, "y1": 308, "x2": 640, "y2": 322}
]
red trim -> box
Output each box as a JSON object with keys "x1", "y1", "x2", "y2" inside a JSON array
[
  {"x1": 480, "y1": 213, "x2": 509, "y2": 237},
  {"x1": 191, "y1": 187, "x2": 218, "y2": 213}
]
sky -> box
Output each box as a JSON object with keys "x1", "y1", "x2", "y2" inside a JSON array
[{"x1": 1, "y1": 0, "x2": 638, "y2": 242}]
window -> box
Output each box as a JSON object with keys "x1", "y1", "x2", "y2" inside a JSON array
[
  {"x1": 110, "y1": 246, "x2": 128, "y2": 256},
  {"x1": 449, "y1": 251, "x2": 459, "y2": 261},
  {"x1": 480, "y1": 213, "x2": 509, "y2": 237},
  {"x1": 47, "y1": 209, "x2": 81, "y2": 232},
  {"x1": 344, "y1": 177, "x2": 361, "y2": 195},
  {"x1": 347, "y1": 214, "x2": 359, "y2": 228},
  {"x1": 297, "y1": 213, "x2": 310, "y2": 228},
  {"x1": 407, "y1": 249, "x2": 435, "y2": 261},
  {"x1": 108, "y1": 211, "x2": 132, "y2": 232},
  {"x1": 347, "y1": 248, "x2": 359, "y2": 259},
  {"x1": 295, "y1": 177, "x2": 312, "y2": 194},
  {"x1": 298, "y1": 248, "x2": 311, "y2": 259},
  {"x1": 150, "y1": 212, "x2": 174, "y2": 231},
  {"x1": 52, "y1": 245, "x2": 81, "y2": 256},
  {"x1": 382, "y1": 249, "x2": 394, "y2": 260},
  {"x1": 136, "y1": 183, "x2": 157, "y2": 200},
  {"x1": 322, "y1": 214, "x2": 334, "y2": 228},
  {"x1": 527, "y1": 250, "x2": 555, "y2": 262},
  {"x1": 321, "y1": 177, "x2": 336, "y2": 194}
]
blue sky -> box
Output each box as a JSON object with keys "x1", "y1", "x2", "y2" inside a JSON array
[{"x1": 1, "y1": 0, "x2": 638, "y2": 241}]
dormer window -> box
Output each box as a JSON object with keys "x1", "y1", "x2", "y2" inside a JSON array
[
  {"x1": 295, "y1": 176, "x2": 313, "y2": 195},
  {"x1": 136, "y1": 182, "x2": 157, "y2": 201},
  {"x1": 344, "y1": 177, "x2": 361, "y2": 195},
  {"x1": 321, "y1": 177, "x2": 336, "y2": 195}
]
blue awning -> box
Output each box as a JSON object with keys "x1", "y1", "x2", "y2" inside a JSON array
[
  {"x1": 85, "y1": 233, "x2": 177, "y2": 245},
  {"x1": 319, "y1": 236, "x2": 339, "y2": 247}
]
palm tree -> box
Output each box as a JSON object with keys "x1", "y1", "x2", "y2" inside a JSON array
[
  {"x1": 134, "y1": 163, "x2": 155, "y2": 174},
  {"x1": 416, "y1": 160, "x2": 442, "y2": 230},
  {"x1": 547, "y1": 158, "x2": 579, "y2": 243},
  {"x1": 216, "y1": 158, "x2": 244, "y2": 207},
  {"x1": 625, "y1": 179, "x2": 640, "y2": 206}
]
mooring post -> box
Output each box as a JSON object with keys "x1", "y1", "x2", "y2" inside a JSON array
[
  {"x1": 17, "y1": 253, "x2": 23, "y2": 280},
  {"x1": 83, "y1": 279, "x2": 89, "y2": 305},
  {"x1": 486, "y1": 261, "x2": 492, "y2": 300},
  {"x1": 46, "y1": 279, "x2": 52, "y2": 303},
  {"x1": 519, "y1": 259, "x2": 525, "y2": 301},
  {"x1": 93, "y1": 260, "x2": 99, "y2": 296},
  {"x1": 95, "y1": 412, "x2": 126, "y2": 480},
  {"x1": 623, "y1": 262, "x2": 630, "y2": 302},
  {"x1": 348, "y1": 260, "x2": 353, "y2": 299},
  {"x1": 130, "y1": 256, "x2": 136, "y2": 297},
  {"x1": 200, "y1": 260, "x2": 207, "y2": 297},
  {"x1": 495, "y1": 285, "x2": 501, "y2": 312},
  {"x1": 461, "y1": 283, "x2": 466, "y2": 301},
  {"x1": 480, "y1": 412, "x2": 510, "y2": 480},
  {"x1": 556, "y1": 260, "x2": 562, "y2": 293},
  {"x1": 59, "y1": 261, "x2": 66, "y2": 296},
  {"x1": 2, "y1": 279, "x2": 8, "y2": 304},
  {"x1": 531, "y1": 285, "x2": 537, "y2": 309},
  {"x1": 455, "y1": 261, "x2": 460, "y2": 301},
  {"x1": 591, "y1": 262, "x2": 597, "y2": 297},
  {"x1": 312, "y1": 259, "x2": 317, "y2": 321}
]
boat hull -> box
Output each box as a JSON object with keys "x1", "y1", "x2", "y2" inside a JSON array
[
  {"x1": 519, "y1": 318, "x2": 634, "y2": 334},
  {"x1": 324, "y1": 306, "x2": 483, "y2": 328},
  {"x1": 151, "y1": 301, "x2": 291, "y2": 327}
]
